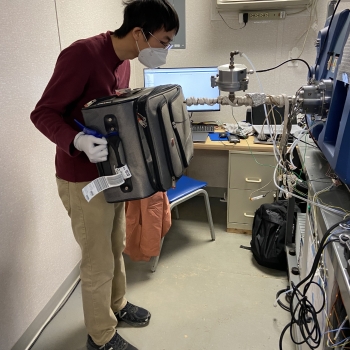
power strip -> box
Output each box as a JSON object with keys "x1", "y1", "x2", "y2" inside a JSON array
[{"x1": 239, "y1": 11, "x2": 286, "y2": 23}]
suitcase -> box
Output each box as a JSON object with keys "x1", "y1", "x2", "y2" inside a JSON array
[{"x1": 81, "y1": 84, "x2": 193, "y2": 203}]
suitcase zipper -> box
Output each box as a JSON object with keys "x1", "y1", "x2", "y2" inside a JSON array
[
  {"x1": 156, "y1": 100, "x2": 178, "y2": 180},
  {"x1": 138, "y1": 90, "x2": 178, "y2": 191},
  {"x1": 133, "y1": 101, "x2": 161, "y2": 191},
  {"x1": 103, "y1": 114, "x2": 133, "y2": 193},
  {"x1": 167, "y1": 87, "x2": 190, "y2": 168}
]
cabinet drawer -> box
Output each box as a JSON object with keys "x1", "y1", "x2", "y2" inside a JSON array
[
  {"x1": 228, "y1": 189, "x2": 275, "y2": 226},
  {"x1": 229, "y1": 152, "x2": 276, "y2": 190}
]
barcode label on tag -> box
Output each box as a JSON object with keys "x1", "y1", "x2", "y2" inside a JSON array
[
  {"x1": 82, "y1": 173, "x2": 125, "y2": 202},
  {"x1": 115, "y1": 165, "x2": 132, "y2": 179}
]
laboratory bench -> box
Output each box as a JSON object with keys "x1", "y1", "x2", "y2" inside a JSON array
[
  {"x1": 285, "y1": 144, "x2": 350, "y2": 348},
  {"x1": 300, "y1": 145, "x2": 350, "y2": 313}
]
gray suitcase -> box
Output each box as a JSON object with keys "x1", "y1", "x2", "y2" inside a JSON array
[{"x1": 81, "y1": 84, "x2": 193, "y2": 203}]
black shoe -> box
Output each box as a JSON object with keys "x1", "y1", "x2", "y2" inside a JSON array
[
  {"x1": 86, "y1": 331, "x2": 138, "y2": 350},
  {"x1": 115, "y1": 302, "x2": 151, "y2": 327}
]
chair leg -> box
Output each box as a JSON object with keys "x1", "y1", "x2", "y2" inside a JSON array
[
  {"x1": 151, "y1": 190, "x2": 215, "y2": 272},
  {"x1": 202, "y1": 191, "x2": 216, "y2": 241},
  {"x1": 174, "y1": 206, "x2": 180, "y2": 219},
  {"x1": 151, "y1": 237, "x2": 165, "y2": 272}
]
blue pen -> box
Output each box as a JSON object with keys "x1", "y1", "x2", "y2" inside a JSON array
[{"x1": 74, "y1": 119, "x2": 105, "y2": 138}]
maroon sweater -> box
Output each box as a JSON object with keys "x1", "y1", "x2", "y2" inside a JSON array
[{"x1": 31, "y1": 32, "x2": 130, "y2": 182}]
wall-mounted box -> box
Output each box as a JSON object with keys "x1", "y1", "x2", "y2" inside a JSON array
[
  {"x1": 170, "y1": 0, "x2": 186, "y2": 49},
  {"x1": 217, "y1": 0, "x2": 310, "y2": 12}
]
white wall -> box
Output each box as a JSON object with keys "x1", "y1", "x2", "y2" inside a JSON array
[
  {"x1": 0, "y1": 0, "x2": 348, "y2": 349},
  {"x1": 132, "y1": 0, "x2": 334, "y2": 123},
  {"x1": 0, "y1": 1, "x2": 125, "y2": 349}
]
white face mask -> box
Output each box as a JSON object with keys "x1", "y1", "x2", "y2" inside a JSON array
[{"x1": 136, "y1": 40, "x2": 168, "y2": 68}]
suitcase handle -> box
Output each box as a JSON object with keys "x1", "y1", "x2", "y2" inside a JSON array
[
  {"x1": 83, "y1": 88, "x2": 145, "y2": 108},
  {"x1": 103, "y1": 114, "x2": 133, "y2": 193},
  {"x1": 96, "y1": 161, "x2": 113, "y2": 177}
]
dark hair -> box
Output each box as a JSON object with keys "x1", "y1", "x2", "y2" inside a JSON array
[{"x1": 114, "y1": 0, "x2": 179, "y2": 39}]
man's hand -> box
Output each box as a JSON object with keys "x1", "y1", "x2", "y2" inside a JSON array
[{"x1": 74, "y1": 132, "x2": 108, "y2": 163}]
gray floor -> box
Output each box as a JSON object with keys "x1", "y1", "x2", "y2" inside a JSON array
[{"x1": 30, "y1": 197, "x2": 295, "y2": 350}]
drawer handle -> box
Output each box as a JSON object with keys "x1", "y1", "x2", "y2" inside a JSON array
[
  {"x1": 245, "y1": 178, "x2": 262, "y2": 183},
  {"x1": 244, "y1": 213, "x2": 255, "y2": 218}
]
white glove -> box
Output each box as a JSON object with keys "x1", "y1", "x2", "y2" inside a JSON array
[{"x1": 74, "y1": 132, "x2": 108, "y2": 163}]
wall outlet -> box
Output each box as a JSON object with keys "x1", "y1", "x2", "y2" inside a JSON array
[{"x1": 240, "y1": 11, "x2": 286, "y2": 23}]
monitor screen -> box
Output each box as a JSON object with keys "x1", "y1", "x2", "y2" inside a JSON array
[
  {"x1": 143, "y1": 67, "x2": 220, "y2": 112},
  {"x1": 246, "y1": 105, "x2": 296, "y2": 125}
]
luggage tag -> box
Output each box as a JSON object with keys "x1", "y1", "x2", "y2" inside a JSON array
[
  {"x1": 82, "y1": 165, "x2": 133, "y2": 202},
  {"x1": 103, "y1": 114, "x2": 133, "y2": 194},
  {"x1": 114, "y1": 165, "x2": 132, "y2": 179},
  {"x1": 115, "y1": 88, "x2": 132, "y2": 97},
  {"x1": 137, "y1": 113, "x2": 147, "y2": 128},
  {"x1": 82, "y1": 174, "x2": 125, "y2": 202},
  {"x1": 76, "y1": 120, "x2": 133, "y2": 202},
  {"x1": 115, "y1": 88, "x2": 144, "y2": 98}
]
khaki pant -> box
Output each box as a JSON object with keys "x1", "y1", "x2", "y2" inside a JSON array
[{"x1": 56, "y1": 177, "x2": 127, "y2": 346}]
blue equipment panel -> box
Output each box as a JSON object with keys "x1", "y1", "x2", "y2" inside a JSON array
[
  {"x1": 312, "y1": 10, "x2": 350, "y2": 185},
  {"x1": 309, "y1": 10, "x2": 350, "y2": 141},
  {"x1": 315, "y1": 10, "x2": 350, "y2": 80}
]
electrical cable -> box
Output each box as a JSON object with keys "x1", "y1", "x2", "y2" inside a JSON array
[
  {"x1": 256, "y1": 103, "x2": 278, "y2": 141},
  {"x1": 307, "y1": 179, "x2": 337, "y2": 183},
  {"x1": 54, "y1": 0, "x2": 62, "y2": 52},
  {"x1": 278, "y1": 215, "x2": 350, "y2": 349},
  {"x1": 287, "y1": 122, "x2": 323, "y2": 168},
  {"x1": 292, "y1": 134, "x2": 317, "y2": 148},
  {"x1": 315, "y1": 0, "x2": 341, "y2": 69},
  {"x1": 318, "y1": 197, "x2": 350, "y2": 218},
  {"x1": 274, "y1": 288, "x2": 293, "y2": 311},
  {"x1": 243, "y1": 136, "x2": 279, "y2": 168},
  {"x1": 218, "y1": 12, "x2": 246, "y2": 30},
  {"x1": 286, "y1": 0, "x2": 316, "y2": 16},
  {"x1": 249, "y1": 180, "x2": 273, "y2": 200},
  {"x1": 230, "y1": 108, "x2": 277, "y2": 168},
  {"x1": 242, "y1": 52, "x2": 283, "y2": 166},
  {"x1": 256, "y1": 59, "x2": 312, "y2": 78},
  {"x1": 324, "y1": 292, "x2": 350, "y2": 349},
  {"x1": 294, "y1": 188, "x2": 308, "y2": 198},
  {"x1": 304, "y1": 111, "x2": 323, "y2": 152},
  {"x1": 324, "y1": 328, "x2": 350, "y2": 336},
  {"x1": 273, "y1": 164, "x2": 346, "y2": 217},
  {"x1": 286, "y1": 125, "x2": 308, "y2": 167},
  {"x1": 231, "y1": 107, "x2": 282, "y2": 168},
  {"x1": 312, "y1": 184, "x2": 335, "y2": 237},
  {"x1": 278, "y1": 218, "x2": 350, "y2": 349},
  {"x1": 335, "y1": 316, "x2": 349, "y2": 341},
  {"x1": 295, "y1": 0, "x2": 319, "y2": 59},
  {"x1": 320, "y1": 270, "x2": 350, "y2": 350}
]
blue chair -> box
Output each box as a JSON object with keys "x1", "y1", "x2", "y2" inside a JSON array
[{"x1": 151, "y1": 176, "x2": 216, "y2": 272}]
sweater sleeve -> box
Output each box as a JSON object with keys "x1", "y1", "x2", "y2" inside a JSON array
[{"x1": 30, "y1": 43, "x2": 92, "y2": 156}]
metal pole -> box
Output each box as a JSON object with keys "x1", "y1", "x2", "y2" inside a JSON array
[
  {"x1": 327, "y1": 0, "x2": 337, "y2": 18},
  {"x1": 286, "y1": 196, "x2": 296, "y2": 246}
]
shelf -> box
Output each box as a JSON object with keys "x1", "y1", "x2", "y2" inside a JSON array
[{"x1": 297, "y1": 144, "x2": 350, "y2": 317}]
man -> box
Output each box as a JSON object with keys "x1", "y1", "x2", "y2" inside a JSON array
[{"x1": 30, "y1": 1, "x2": 179, "y2": 349}]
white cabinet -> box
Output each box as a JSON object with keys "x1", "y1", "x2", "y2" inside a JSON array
[{"x1": 227, "y1": 150, "x2": 276, "y2": 233}]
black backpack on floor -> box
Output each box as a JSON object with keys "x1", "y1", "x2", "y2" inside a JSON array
[{"x1": 249, "y1": 200, "x2": 298, "y2": 271}]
